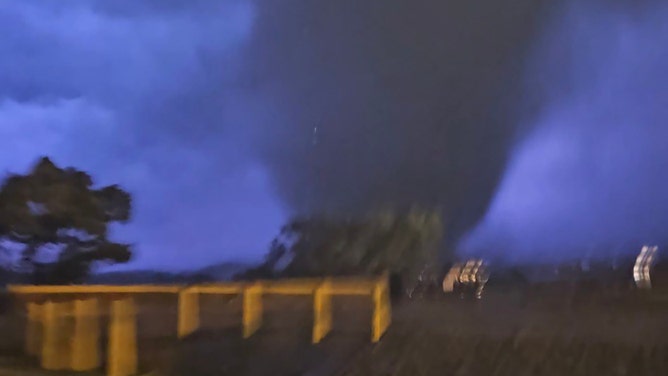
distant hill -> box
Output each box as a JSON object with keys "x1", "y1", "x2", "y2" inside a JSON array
[
  {"x1": 86, "y1": 270, "x2": 205, "y2": 285},
  {"x1": 0, "y1": 269, "x2": 26, "y2": 286},
  {"x1": 0, "y1": 261, "x2": 256, "y2": 286},
  {"x1": 87, "y1": 261, "x2": 255, "y2": 285},
  {"x1": 196, "y1": 261, "x2": 256, "y2": 281}
]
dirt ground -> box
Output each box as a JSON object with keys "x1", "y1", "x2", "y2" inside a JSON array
[{"x1": 1, "y1": 285, "x2": 668, "y2": 376}]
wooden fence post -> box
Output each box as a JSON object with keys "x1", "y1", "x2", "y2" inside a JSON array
[
  {"x1": 372, "y1": 274, "x2": 391, "y2": 343},
  {"x1": 108, "y1": 298, "x2": 137, "y2": 376},
  {"x1": 243, "y1": 283, "x2": 263, "y2": 338},
  {"x1": 71, "y1": 298, "x2": 101, "y2": 371},
  {"x1": 312, "y1": 279, "x2": 332, "y2": 344},
  {"x1": 41, "y1": 300, "x2": 71, "y2": 370},
  {"x1": 25, "y1": 302, "x2": 43, "y2": 356},
  {"x1": 178, "y1": 289, "x2": 200, "y2": 338}
]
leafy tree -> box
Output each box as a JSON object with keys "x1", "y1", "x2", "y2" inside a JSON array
[
  {"x1": 256, "y1": 208, "x2": 444, "y2": 288},
  {"x1": 0, "y1": 157, "x2": 132, "y2": 284}
]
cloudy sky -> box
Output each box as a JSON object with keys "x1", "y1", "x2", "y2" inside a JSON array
[
  {"x1": 0, "y1": 0, "x2": 285, "y2": 270},
  {"x1": 1, "y1": 0, "x2": 666, "y2": 270}
]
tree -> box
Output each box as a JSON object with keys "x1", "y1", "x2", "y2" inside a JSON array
[
  {"x1": 0, "y1": 157, "x2": 132, "y2": 284},
  {"x1": 255, "y1": 208, "x2": 444, "y2": 289}
]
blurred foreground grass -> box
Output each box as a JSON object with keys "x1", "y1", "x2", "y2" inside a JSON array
[{"x1": 1, "y1": 286, "x2": 667, "y2": 376}]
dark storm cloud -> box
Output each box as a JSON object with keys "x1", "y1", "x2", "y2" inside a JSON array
[
  {"x1": 7, "y1": 0, "x2": 646, "y2": 269},
  {"x1": 459, "y1": 0, "x2": 668, "y2": 263},
  {"x1": 243, "y1": 0, "x2": 553, "y2": 242},
  {"x1": 0, "y1": 0, "x2": 284, "y2": 270}
]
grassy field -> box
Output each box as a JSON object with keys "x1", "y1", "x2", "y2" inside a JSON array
[
  {"x1": 1, "y1": 284, "x2": 668, "y2": 375},
  {"x1": 342, "y1": 287, "x2": 668, "y2": 376}
]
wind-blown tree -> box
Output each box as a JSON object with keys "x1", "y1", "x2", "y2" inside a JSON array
[
  {"x1": 0, "y1": 157, "x2": 132, "y2": 284},
  {"x1": 256, "y1": 208, "x2": 444, "y2": 288}
]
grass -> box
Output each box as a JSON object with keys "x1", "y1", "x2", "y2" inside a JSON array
[
  {"x1": 2, "y1": 285, "x2": 668, "y2": 375},
  {"x1": 341, "y1": 286, "x2": 668, "y2": 376}
]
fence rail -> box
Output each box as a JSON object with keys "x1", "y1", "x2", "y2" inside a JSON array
[
  {"x1": 7, "y1": 274, "x2": 391, "y2": 376},
  {"x1": 8, "y1": 284, "x2": 183, "y2": 294}
]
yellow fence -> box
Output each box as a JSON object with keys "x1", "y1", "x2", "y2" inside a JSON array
[{"x1": 8, "y1": 274, "x2": 391, "y2": 376}]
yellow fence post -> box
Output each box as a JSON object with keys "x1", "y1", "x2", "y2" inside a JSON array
[
  {"x1": 243, "y1": 283, "x2": 263, "y2": 338},
  {"x1": 25, "y1": 302, "x2": 43, "y2": 356},
  {"x1": 108, "y1": 298, "x2": 137, "y2": 376},
  {"x1": 41, "y1": 300, "x2": 71, "y2": 370},
  {"x1": 71, "y1": 298, "x2": 101, "y2": 371},
  {"x1": 178, "y1": 289, "x2": 200, "y2": 338},
  {"x1": 312, "y1": 279, "x2": 332, "y2": 344},
  {"x1": 371, "y1": 274, "x2": 391, "y2": 343}
]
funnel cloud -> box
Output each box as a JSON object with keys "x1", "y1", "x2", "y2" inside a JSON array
[
  {"x1": 459, "y1": 0, "x2": 668, "y2": 263},
  {"x1": 247, "y1": 0, "x2": 551, "y2": 244}
]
